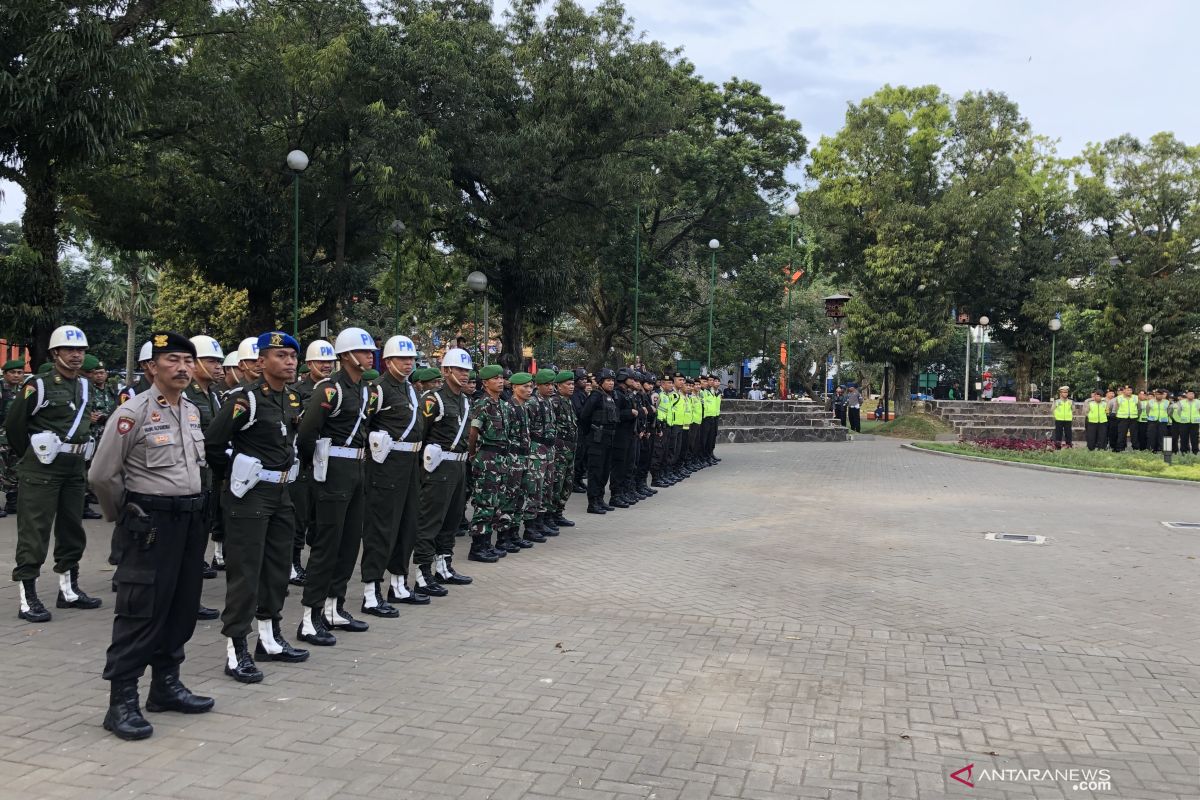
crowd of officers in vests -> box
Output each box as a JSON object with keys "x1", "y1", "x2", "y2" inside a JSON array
[
  {"x1": 1050, "y1": 385, "x2": 1200, "y2": 453},
  {"x1": 2, "y1": 323, "x2": 726, "y2": 742}
]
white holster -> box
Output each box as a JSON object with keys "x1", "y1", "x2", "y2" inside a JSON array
[
  {"x1": 423, "y1": 442, "x2": 443, "y2": 474},
  {"x1": 230, "y1": 453, "x2": 264, "y2": 498},
  {"x1": 30, "y1": 431, "x2": 60, "y2": 465},
  {"x1": 82, "y1": 439, "x2": 96, "y2": 461},
  {"x1": 312, "y1": 438, "x2": 332, "y2": 483},
  {"x1": 368, "y1": 431, "x2": 394, "y2": 464}
]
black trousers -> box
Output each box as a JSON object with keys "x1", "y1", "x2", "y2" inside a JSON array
[
  {"x1": 414, "y1": 459, "x2": 466, "y2": 566},
  {"x1": 1052, "y1": 420, "x2": 1073, "y2": 446},
  {"x1": 667, "y1": 426, "x2": 683, "y2": 470},
  {"x1": 301, "y1": 459, "x2": 365, "y2": 607},
  {"x1": 609, "y1": 431, "x2": 633, "y2": 497},
  {"x1": 288, "y1": 467, "x2": 314, "y2": 552},
  {"x1": 1085, "y1": 421, "x2": 1106, "y2": 451},
  {"x1": 104, "y1": 499, "x2": 206, "y2": 683},
  {"x1": 848, "y1": 407, "x2": 862, "y2": 432},
  {"x1": 220, "y1": 481, "x2": 293, "y2": 638},
  {"x1": 586, "y1": 431, "x2": 614, "y2": 502},
  {"x1": 1180, "y1": 423, "x2": 1200, "y2": 455},
  {"x1": 636, "y1": 433, "x2": 652, "y2": 483},
  {"x1": 650, "y1": 430, "x2": 669, "y2": 478},
  {"x1": 1115, "y1": 418, "x2": 1136, "y2": 451},
  {"x1": 1147, "y1": 421, "x2": 1165, "y2": 452},
  {"x1": 574, "y1": 436, "x2": 589, "y2": 485},
  {"x1": 361, "y1": 451, "x2": 421, "y2": 582},
  {"x1": 1136, "y1": 421, "x2": 1148, "y2": 451},
  {"x1": 1108, "y1": 418, "x2": 1119, "y2": 450}
]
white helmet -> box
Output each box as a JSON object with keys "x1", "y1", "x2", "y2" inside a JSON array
[
  {"x1": 48, "y1": 325, "x2": 88, "y2": 349},
  {"x1": 138, "y1": 341, "x2": 153, "y2": 362},
  {"x1": 334, "y1": 327, "x2": 378, "y2": 355},
  {"x1": 382, "y1": 335, "x2": 417, "y2": 359},
  {"x1": 236, "y1": 337, "x2": 259, "y2": 362},
  {"x1": 223, "y1": 352, "x2": 240, "y2": 368},
  {"x1": 305, "y1": 339, "x2": 336, "y2": 362},
  {"x1": 190, "y1": 335, "x2": 224, "y2": 360},
  {"x1": 441, "y1": 347, "x2": 473, "y2": 370}
]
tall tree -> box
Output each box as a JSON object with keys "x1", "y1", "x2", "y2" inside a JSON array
[{"x1": 87, "y1": 249, "x2": 159, "y2": 381}]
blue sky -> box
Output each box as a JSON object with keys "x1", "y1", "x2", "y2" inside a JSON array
[{"x1": 2, "y1": 0, "x2": 1196, "y2": 223}]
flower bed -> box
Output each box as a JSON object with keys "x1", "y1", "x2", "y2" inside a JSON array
[{"x1": 967, "y1": 437, "x2": 1067, "y2": 452}]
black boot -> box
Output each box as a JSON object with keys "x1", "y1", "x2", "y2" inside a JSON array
[
  {"x1": 325, "y1": 598, "x2": 369, "y2": 631},
  {"x1": 224, "y1": 636, "x2": 264, "y2": 683},
  {"x1": 83, "y1": 504, "x2": 102, "y2": 519},
  {"x1": 201, "y1": 559, "x2": 217, "y2": 579},
  {"x1": 469, "y1": 536, "x2": 499, "y2": 563},
  {"x1": 586, "y1": 500, "x2": 606, "y2": 515},
  {"x1": 415, "y1": 565, "x2": 448, "y2": 597},
  {"x1": 289, "y1": 548, "x2": 307, "y2": 587},
  {"x1": 56, "y1": 568, "x2": 102, "y2": 609},
  {"x1": 386, "y1": 576, "x2": 430, "y2": 605},
  {"x1": 554, "y1": 514, "x2": 576, "y2": 527},
  {"x1": 437, "y1": 555, "x2": 473, "y2": 585},
  {"x1": 4, "y1": 491, "x2": 15, "y2": 514},
  {"x1": 146, "y1": 667, "x2": 215, "y2": 714},
  {"x1": 103, "y1": 680, "x2": 153, "y2": 740},
  {"x1": 523, "y1": 520, "x2": 547, "y2": 543},
  {"x1": 607, "y1": 495, "x2": 629, "y2": 509},
  {"x1": 498, "y1": 537, "x2": 523, "y2": 553},
  {"x1": 360, "y1": 581, "x2": 399, "y2": 618},
  {"x1": 572, "y1": 481, "x2": 587, "y2": 494},
  {"x1": 540, "y1": 513, "x2": 560, "y2": 536},
  {"x1": 196, "y1": 604, "x2": 219, "y2": 620},
  {"x1": 254, "y1": 619, "x2": 310, "y2": 662},
  {"x1": 18, "y1": 578, "x2": 51, "y2": 623},
  {"x1": 297, "y1": 605, "x2": 337, "y2": 646}
]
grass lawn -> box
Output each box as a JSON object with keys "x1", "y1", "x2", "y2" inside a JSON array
[
  {"x1": 914, "y1": 441, "x2": 1200, "y2": 482},
  {"x1": 865, "y1": 413, "x2": 951, "y2": 441}
]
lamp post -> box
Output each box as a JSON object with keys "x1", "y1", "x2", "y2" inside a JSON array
[
  {"x1": 784, "y1": 202, "x2": 800, "y2": 399},
  {"x1": 1142, "y1": 323, "x2": 1154, "y2": 388},
  {"x1": 978, "y1": 315, "x2": 990, "y2": 381},
  {"x1": 467, "y1": 271, "x2": 489, "y2": 366},
  {"x1": 706, "y1": 238, "x2": 720, "y2": 372},
  {"x1": 1049, "y1": 317, "x2": 1062, "y2": 390},
  {"x1": 286, "y1": 149, "x2": 309, "y2": 337},
  {"x1": 389, "y1": 219, "x2": 405, "y2": 334},
  {"x1": 633, "y1": 204, "x2": 641, "y2": 360},
  {"x1": 823, "y1": 293, "x2": 850, "y2": 393}
]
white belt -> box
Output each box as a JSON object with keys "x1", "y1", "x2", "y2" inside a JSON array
[
  {"x1": 329, "y1": 446, "x2": 364, "y2": 459},
  {"x1": 390, "y1": 441, "x2": 421, "y2": 452},
  {"x1": 440, "y1": 452, "x2": 468, "y2": 462},
  {"x1": 60, "y1": 443, "x2": 89, "y2": 455},
  {"x1": 258, "y1": 468, "x2": 294, "y2": 484}
]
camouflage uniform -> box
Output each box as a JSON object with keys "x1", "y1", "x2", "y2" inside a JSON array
[
  {"x1": 502, "y1": 396, "x2": 531, "y2": 549},
  {"x1": 467, "y1": 393, "x2": 511, "y2": 558},
  {"x1": 550, "y1": 379, "x2": 577, "y2": 521},
  {"x1": 523, "y1": 380, "x2": 556, "y2": 536},
  {"x1": 0, "y1": 379, "x2": 23, "y2": 513}
]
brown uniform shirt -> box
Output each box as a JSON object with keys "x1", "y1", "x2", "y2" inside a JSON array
[{"x1": 88, "y1": 385, "x2": 205, "y2": 521}]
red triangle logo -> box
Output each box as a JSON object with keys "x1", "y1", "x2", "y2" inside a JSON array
[{"x1": 950, "y1": 764, "x2": 974, "y2": 788}]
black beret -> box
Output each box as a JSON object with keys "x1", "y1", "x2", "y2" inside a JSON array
[
  {"x1": 598, "y1": 368, "x2": 616, "y2": 381},
  {"x1": 150, "y1": 331, "x2": 197, "y2": 359}
]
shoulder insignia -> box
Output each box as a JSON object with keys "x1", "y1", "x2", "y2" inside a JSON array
[
  {"x1": 150, "y1": 412, "x2": 162, "y2": 422},
  {"x1": 116, "y1": 417, "x2": 135, "y2": 436},
  {"x1": 262, "y1": 385, "x2": 270, "y2": 395},
  {"x1": 324, "y1": 387, "x2": 337, "y2": 402},
  {"x1": 23, "y1": 385, "x2": 34, "y2": 398},
  {"x1": 289, "y1": 393, "x2": 297, "y2": 402},
  {"x1": 422, "y1": 396, "x2": 436, "y2": 417},
  {"x1": 156, "y1": 395, "x2": 169, "y2": 407},
  {"x1": 232, "y1": 405, "x2": 246, "y2": 419}
]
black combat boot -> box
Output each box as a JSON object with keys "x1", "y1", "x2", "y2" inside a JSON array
[
  {"x1": 289, "y1": 547, "x2": 307, "y2": 586},
  {"x1": 360, "y1": 581, "x2": 399, "y2": 618},
  {"x1": 254, "y1": 619, "x2": 310, "y2": 662},
  {"x1": 607, "y1": 495, "x2": 629, "y2": 509},
  {"x1": 297, "y1": 605, "x2": 337, "y2": 646},
  {"x1": 103, "y1": 680, "x2": 153, "y2": 740},
  {"x1": 540, "y1": 513, "x2": 560, "y2": 536},
  {"x1": 146, "y1": 667, "x2": 215, "y2": 714},
  {"x1": 224, "y1": 636, "x2": 264, "y2": 683},
  {"x1": 414, "y1": 564, "x2": 448, "y2": 597},
  {"x1": 196, "y1": 604, "x2": 219, "y2": 620},
  {"x1": 325, "y1": 598, "x2": 369, "y2": 632},
  {"x1": 386, "y1": 576, "x2": 430, "y2": 605},
  {"x1": 523, "y1": 521, "x2": 547, "y2": 543},
  {"x1": 201, "y1": 559, "x2": 217, "y2": 579},
  {"x1": 56, "y1": 567, "x2": 102, "y2": 609},
  {"x1": 586, "y1": 500, "x2": 606, "y2": 515},
  {"x1": 18, "y1": 578, "x2": 51, "y2": 623},
  {"x1": 469, "y1": 536, "x2": 499, "y2": 563},
  {"x1": 554, "y1": 513, "x2": 576, "y2": 527},
  {"x1": 437, "y1": 555, "x2": 473, "y2": 584}
]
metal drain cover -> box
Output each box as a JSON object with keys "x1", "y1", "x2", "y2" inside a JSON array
[
  {"x1": 1162, "y1": 522, "x2": 1200, "y2": 530},
  {"x1": 984, "y1": 532, "x2": 1046, "y2": 544}
]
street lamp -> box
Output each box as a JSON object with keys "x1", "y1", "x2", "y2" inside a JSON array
[
  {"x1": 784, "y1": 202, "x2": 800, "y2": 400},
  {"x1": 467, "y1": 271, "x2": 489, "y2": 366},
  {"x1": 389, "y1": 219, "x2": 405, "y2": 334},
  {"x1": 706, "y1": 238, "x2": 720, "y2": 373},
  {"x1": 824, "y1": 293, "x2": 850, "y2": 393},
  {"x1": 1142, "y1": 323, "x2": 1154, "y2": 388},
  {"x1": 978, "y1": 315, "x2": 990, "y2": 381},
  {"x1": 286, "y1": 149, "x2": 309, "y2": 337},
  {"x1": 1049, "y1": 317, "x2": 1062, "y2": 389},
  {"x1": 633, "y1": 166, "x2": 658, "y2": 362}
]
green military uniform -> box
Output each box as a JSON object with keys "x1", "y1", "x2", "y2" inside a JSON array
[
  {"x1": 1, "y1": 358, "x2": 28, "y2": 514},
  {"x1": 467, "y1": 365, "x2": 512, "y2": 561},
  {"x1": 360, "y1": 365, "x2": 426, "y2": 612},
  {"x1": 297, "y1": 366, "x2": 375, "y2": 634},
  {"x1": 523, "y1": 369, "x2": 558, "y2": 538},
  {"x1": 287, "y1": 371, "x2": 323, "y2": 580},
  {"x1": 503, "y1": 373, "x2": 535, "y2": 543},
  {"x1": 183, "y1": 378, "x2": 223, "y2": 547},
  {"x1": 549, "y1": 371, "x2": 578, "y2": 525},
  {"x1": 413, "y1": 377, "x2": 473, "y2": 593},
  {"x1": 6, "y1": 353, "x2": 101, "y2": 619},
  {"x1": 205, "y1": 333, "x2": 309, "y2": 679}
]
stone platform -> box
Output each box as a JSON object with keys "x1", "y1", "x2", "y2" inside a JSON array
[
  {"x1": 717, "y1": 399, "x2": 848, "y2": 444},
  {"x1": 927, "y1": 400, "x2": 1079, "y2": 440}
]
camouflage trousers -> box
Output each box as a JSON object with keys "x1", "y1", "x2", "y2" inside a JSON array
[
  {"x1": 551, "y1": 438, "x2": 574, "y2": 516},
  {"x1": 469, "y1": 449, "x2": 512, "y2": 543},
  {"x1": 503, "y1": 455, "x2": 529, "y2": 541},
  {"x1": 523, "y1": 446, "x2": 551, "y2": 522},
  {"x1": 0, "y1": 444, "x2": 17, "y2": 507}
]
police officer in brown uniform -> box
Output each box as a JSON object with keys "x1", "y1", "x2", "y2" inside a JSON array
[{"x1": 90, "y1": 332, "x2": 213, "y2": 741}]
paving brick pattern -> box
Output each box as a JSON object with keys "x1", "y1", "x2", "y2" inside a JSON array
[{"x1": 1, "y1": 440, "x2": 1198, "y2": 799}]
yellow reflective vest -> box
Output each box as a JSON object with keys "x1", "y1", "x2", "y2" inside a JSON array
[
  {"x1": 1052, "y1": 398, "x2": 1073, "y2": 422},
  {"x1": 1114, "y1": 395, "x2": 1139, "y2": 419},
  {"x1": 1086, "y1": 400, "x2": 1108, "y2": 424}
]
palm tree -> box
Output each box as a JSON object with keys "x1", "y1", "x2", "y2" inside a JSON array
[{"x1": 86, "y1": 248, "x2": 159, "y2": 383}]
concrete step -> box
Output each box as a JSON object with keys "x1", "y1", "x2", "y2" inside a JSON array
[
  {"x1": 720, "y1": 410, "x2": 843, "y2": 427},
  {"x1": 721, "y1": 399, "x2": 825, "y2": 413},
  {"x1": 719, "y1": 426, "x2": 849, "y2": 443}
]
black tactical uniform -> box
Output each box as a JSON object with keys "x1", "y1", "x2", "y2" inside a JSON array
[
  {"x1": 288, "y1": 371, "x2": 322, "y2": 580},
  {"x1": 579, "y1": 373, "x2": 618, "y2": 513}
]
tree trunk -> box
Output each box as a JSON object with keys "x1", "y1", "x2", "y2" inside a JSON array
[
  {"x1": 1015, "y1": 351, "x2": 1033, "y2": 401},
  {"x1": 125, "y1": 274, "x2": 138, "y2": 381},
  {"x1": 245, "y1": 285, "x2": 276, "y2": 335},
  {"x1": 892, "y1": 362, "x2": 914, "y2": 415},
  {"x1": 500, "y1": 290, "x2": 523, "y2": 365},
  {"x1": 22, "y1": 161, "x2": 64, "y2": 367}
]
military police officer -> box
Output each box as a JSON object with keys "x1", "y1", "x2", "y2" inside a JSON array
[
  {"x1": 287, "y1": 339, "x2": 336, "y2": 586},
  {"x1": 90, "y1": 331, "x2": 214, "y2": 740},
  {"x1": 5, "y1": 325, "x2": 103, "y2": 622}
]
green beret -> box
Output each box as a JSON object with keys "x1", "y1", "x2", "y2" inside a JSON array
[
  {"x1": 413, "y1": 367, "x2": 440, "y2": 382},
  {"x1": 478, "y1": 364, "x2": 503, "y2": 381},
  {"x1": 298, "y1": 364, "x2": 310, "y2": 375},
  {"x1": 534, "y1": 368, "x2": 556, "y2": 385},
  {"x1": 2, "y1": 359, "x2": 24, "y2": 371},
  {"x1": 510, "y1": 371, "x2": 533, "y2": 385},
  {"x1": 82, "y1": 355, "x2": 100, "y2": 371},
  {"x1": 38, "y1": 362, "x2": 53, "y2": 374},
  {"x1": 362, "y1": 369, "x2": 380, "y2": 381},
  {"x1": 555, "y1": 370, "x2": 574, "y2": 383},
  {"x1": 468, "y1": 370, "x2": 477, "y2": 381}
]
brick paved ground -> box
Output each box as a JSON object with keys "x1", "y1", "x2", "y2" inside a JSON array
[{"x1": 1, "y1": 440, "x2": 1198, "y2": 800}]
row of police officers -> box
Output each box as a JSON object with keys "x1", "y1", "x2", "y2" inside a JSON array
[
  {"x1": 1053, "y1": 385, "x2": 1200, "y2": 453},
  {"x1": 6, "y1": 324, "x2": 726, "y2": 741}
]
